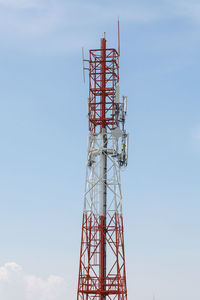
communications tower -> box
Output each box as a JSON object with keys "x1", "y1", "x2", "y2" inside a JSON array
[{"x1": 77, "y1": 26, "x2": 129, "y2": 300}]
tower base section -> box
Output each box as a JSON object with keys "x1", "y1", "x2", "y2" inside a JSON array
[{"x1": 77, "y1": 213, "x2": 127, "y2": 300}]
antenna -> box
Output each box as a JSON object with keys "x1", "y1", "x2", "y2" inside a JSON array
[
  {"x1": 124, "y1": 96, "x2": 127, "y2": 114},
  {"x1": 118, "y1": 18, "x2": 120, "y2": 56},
  {"x1": 82, "y1": 47, "x2": 85, "y2": 83},
  {"x1": 126, "y1": 133, "x2": 129, "y2": 164},
  {"x1": 82, "y1": 47, "x2": 89, "y2": 84}
]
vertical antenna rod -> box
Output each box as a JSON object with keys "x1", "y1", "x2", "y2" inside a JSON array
[{"x1": 118, "y1": 19, "x2": 120, "y2": 56}]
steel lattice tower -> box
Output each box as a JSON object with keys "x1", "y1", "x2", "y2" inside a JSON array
[{"x1": 77, "y1": 28, "x2": 128, "y2": 300}]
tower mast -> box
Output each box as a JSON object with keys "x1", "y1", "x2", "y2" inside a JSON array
[
  {"x1": 78, "y1": 27, "x2": 128, "y2": 300},
  {"x1": 100, "y1": 36, "x2": 107, "y2": 299}
]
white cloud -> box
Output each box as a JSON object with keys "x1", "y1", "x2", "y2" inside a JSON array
[
  {"x1": 0, "y1": 0, "x2": 42, "y2": 8},
  {"x1": 0, "y1": 1, "x2": 153, "y2": 53},
  {"x1": 0, "y1": 262, "x2": 69, "y2": 300},
  {"x1": 184, "y1": 2, "x2": 200, "y2": 24},
  {"x1": 0, "y1": 0, "x2": 199, "y2": 53},
  {"x1": 0, "y1": 0, "x2": 200, "y2": 37},
  {"x1": 0, "y1": 1, "x2": 154, "y2": 37},
  {"x1": 166, "y1": 0, "x2": 200, "y2": 23}
]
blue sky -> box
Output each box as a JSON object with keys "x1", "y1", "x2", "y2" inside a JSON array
[{"x1": 0, "y1": 0, "x2": 200, "y2": 299}]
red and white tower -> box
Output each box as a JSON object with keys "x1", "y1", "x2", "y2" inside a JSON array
[{"x1": 77, "y1": 28, "x2": 128, "y2": 300}]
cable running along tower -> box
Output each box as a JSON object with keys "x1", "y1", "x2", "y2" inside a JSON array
[{"x1": 78, "y1": 27, "x2": 129, "y2": 300}]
